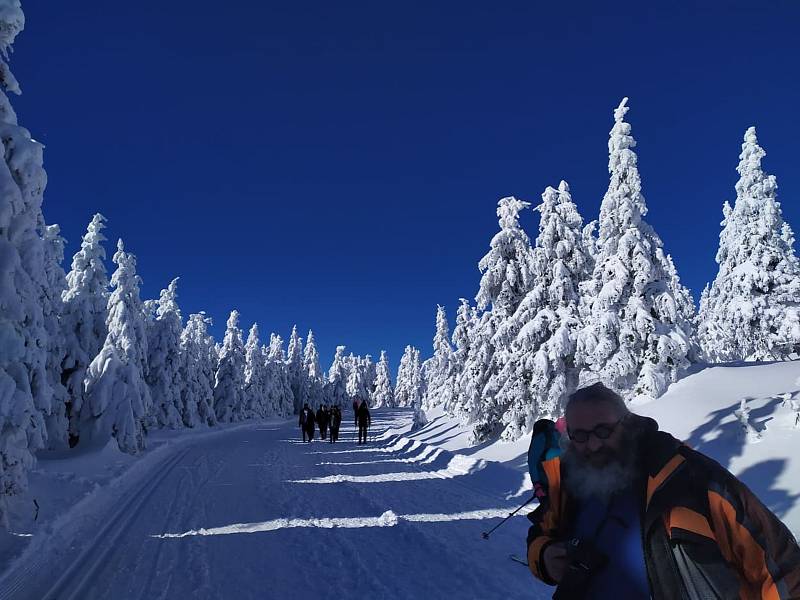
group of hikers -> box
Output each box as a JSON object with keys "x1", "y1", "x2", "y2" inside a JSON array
[
  {"x1": 523, "y1": 382, "x2": 800, "y2": 598},
  {"x1": 297, "y1": 397, "x2": 372, "y2": 444}
]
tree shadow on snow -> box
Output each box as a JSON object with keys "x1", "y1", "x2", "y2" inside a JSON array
[
  {"x1": 685, "y1": 396, "x2": 785, "y2": 472},
  {"x1": 736, "y1": 459, "x2": 800, "y2": 519}
]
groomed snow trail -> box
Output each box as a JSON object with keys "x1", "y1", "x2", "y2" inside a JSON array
[{"x1": 2, "y1": 410, "x2": 550, "y2": 599}]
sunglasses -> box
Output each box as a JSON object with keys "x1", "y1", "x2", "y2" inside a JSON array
[{"x1": 567, "y1": 417, "x2": 624, "y2": 443}]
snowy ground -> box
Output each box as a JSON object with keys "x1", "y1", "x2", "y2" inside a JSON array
[
  {"x1": 1, "y1": 361, "x2": 798, "y2": 599},
  {"x1": 412, "y1": 361, "x2": 800, "y2": 538},
  {"x1": 0, "y1": 412, "x2": 549, "y2": 599}
]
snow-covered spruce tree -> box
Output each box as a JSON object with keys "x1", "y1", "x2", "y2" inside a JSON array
[
  {"x1": 213, "y1": 310, "x2": 247, "y2": 422},
  {"x1": 300, "y1": 330, "x2": 324, "y2": 408},
  {"x1": 179, "y1": 312, "x2": 217, "y2": 427},
  {"x1": 363, "y1": 354, "x2": 377, "y2": 398},
  {"x1": 576, "y1": 98, "x2": 696, "y2": 400},
  {"x1": 372, "y1": 350, "x2": 395, "y2": 408},
  {"x1": 699, "y1": 127, "x2": 800, "y2": 362},
  {"x1": 735, "y1": 398, "x2": 761, "y2": 443},
  {"x1": 498, "y1": 181, "x2": 593, "y2": 440},
  {"x1": 464, "y1": 197, "x2": 536, "y2": 441},
  {"x1": 82, "y1": 240, "x2": 152, "y2": 453},
  {"x1": 422, "y1": 305, "x2": 455, "y2": 411},
  {"x1": 41, "y1": 223, "x2": 71, "y2": 448},
  {"x1": 410, "y1": 348, "x2": 428, "y2": 430},
  {"x1": 449, "y1": 298, "x2": 476, "y2": 414},
  {"x1": 286, "y1": 325, "x2": 304, "y2": 412},
  {"x1": 394, "y1": 345, "x2": 415, "y2": 407},
  {"x1": 145, "y1": 278, "x2": 184, "y2": 429},
  {"x1": 61, "y1": 213, "x2": 110, "y2": 445},
  {"x1": 244, "y1": 323, "x2": 268, "y2": 418},
  {"x1": 345, "y1": 354, "x2": 373, "y2": 404},
  {"x1": 359, "y1": 355, "x2": 375, "y2": 401},
  {"x1": 0, "y1": 0, "x2": 54, "y2": 523},
  {"x1": 326, "y1": 345, "x2": 349, "y2": 407},
  {"x1": 265, "y1": 333, "x2": 294, "y2": 416},
  {"x1": 346, "y1": 364, "x2": 364, "y2": 403}
]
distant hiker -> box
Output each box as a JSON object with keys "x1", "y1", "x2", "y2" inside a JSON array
[
  {"x1": 316, "y1": 405, "x2": 328, "y2": 440},
  {"x1": 526, "y1": 383, "x2": 800, "y2": 599},
  {"x1": 299, "y1": 403, "x2": 315, "y2": 442},
  {"x1": 352, "y1": 397, "x2": 360, "y2": 426},
  {"x1": 357, "y1": 400, "x2": 371, "y2": 444},
  {"x1": 527, "y1": 418, "x2": 563, "y2": 500},
  {"x1": 330, "y1": 405, "x2": 342, "y2": 443}
]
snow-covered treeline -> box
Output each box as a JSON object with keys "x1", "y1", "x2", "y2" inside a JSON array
[
  {"x1": 412, "y1": 98, "x2": 800, "y2": 444},
  {"x1": 0, "y1": 0, "x2": 383, "y2": 527}
]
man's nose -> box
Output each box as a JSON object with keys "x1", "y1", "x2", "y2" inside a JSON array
[{"x1": 586, "y1": 435, "x2": 603, "y2": 452}]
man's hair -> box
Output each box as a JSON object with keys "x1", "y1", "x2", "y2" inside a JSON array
[{"x1": 566, "y1": 382, "x2": 629, "y2": 417}]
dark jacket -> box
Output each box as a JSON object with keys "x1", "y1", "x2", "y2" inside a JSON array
[
  {"x1": 298, "y1": 408, "x2": 314, "y2": 429},
  {"x1": 316, "y1": 408, "x2": 327, "y2": 427},
  {"x1": 331, "y1": 408, "x2": 342, "y2": 429},
  {"x1": 357, "y1": 404, "x2": 371, "y2": 427},
  {"x1": 526, "y1": 416, "x2": 800, "y2": 599}
]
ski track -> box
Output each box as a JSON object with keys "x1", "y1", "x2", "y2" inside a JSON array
[{"x1": 0, "y1": 411, "x2": 551, "y2": 599}]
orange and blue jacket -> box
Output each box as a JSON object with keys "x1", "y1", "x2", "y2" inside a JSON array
[{"x1": 526, "y1": 416, "x2": 800, "y2": 599}]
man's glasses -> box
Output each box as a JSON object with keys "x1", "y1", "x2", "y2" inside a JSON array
[{"x1": 567, "y1": 417, "x2": 624, "y2": 443}]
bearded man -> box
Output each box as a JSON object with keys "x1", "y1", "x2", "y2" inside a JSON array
[{"x1": 526, "y1": 382, "x2": 800, "y2": 599}]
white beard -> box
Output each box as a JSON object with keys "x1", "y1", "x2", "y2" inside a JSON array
[{"x1": 562, "y1": 446, "x2": 638, "y2": 504}]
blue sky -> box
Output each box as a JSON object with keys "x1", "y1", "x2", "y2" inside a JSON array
[{"x1": 14, "y1": 1, "x2": 800, "y2": 372}]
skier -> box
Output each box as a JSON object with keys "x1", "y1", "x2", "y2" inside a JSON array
[
  {"x1": 316, "y1": 405, "x2": 328, "y2": 440},
  {"x1": 357, "y1": 400, "x2": 371, "y2": 444},
  {"x1": 527, "y1": 418, "x2": 564, "y2": 500},
  {"x1": 329, "y1": 405, "x2": 342, "y2": 443},
  {"x1": 299, "y1": 403, "x2": 315, "y2": 442}
]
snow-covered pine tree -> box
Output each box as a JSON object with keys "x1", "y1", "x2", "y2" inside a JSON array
[
  {"x1": 41, "y1": 223, "x2": 71, "y2": 448},
  {"x1": 346, "y1": 357, "x2": 370, "y2": 403},
  {"x1": 213, "y1": 310, "x2": 247, "y2": 422},
  {"x1": 465, "y1": 197, "x2": 536, "y2": 441},
  {"x1": 0, "y1": 0, "x2": 52, "y2": 524},
  {"x1": 326, "y1": 345, "x2": 349, "y2": 407},
  {"x1": 300, "y1": 330, "x2": 324, "y2": 408},
  {"x1": 699, "y1": 127, "x2": 800, "y2": 362},
  {"x1": 372, "y1": 350, "x2": 395, "y2": 408},
  {"x1": 410, "y1": 348, "x2": 428, "y2": 430},
  {"x1": 179, "y1": 312, "x2": 217, "y2": 427},
  {"x1": 394, "y1": 345, "x2": 415, "y2": 407},
  {"x1": 735, "y1": 398, "x2": 762, "y2": 443},
  {"x1": 576, "y1": 98, "x2": 696, "y2": 400},
  {"x1": 363, "y1": 354, "x2": 377, "y2": 398},
  {"x1": 82, "y1": 240, "x2": 152, "y2": 453},
  {"x1": 498, "y1": 181, "x2": 593, "y2": 440},
  {"x1": 450, "y1": 299, "x2": 477, "y2": 414},
  {"x1": 146, "y1": 278, "x2": 184, "y2": 429},
  {"x1": 422, "y1": 305, "x2": 455, "y2": 411},
  {"x1": 244, "y1": 323, "x2": 268, "y2": 418},
  {"x1": 265, "y1": 333, "x2": 294, "y2": 416},
  {"x1": 61, "y1": 213, "x2": 110, "y2": 445},
  {"x1": 286, "y1": 325, "x2": 304, "y2": 412}
]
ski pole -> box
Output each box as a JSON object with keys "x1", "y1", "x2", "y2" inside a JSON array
[{"x1": 481, "y1": 495, "x2": 536, "y2": 540}]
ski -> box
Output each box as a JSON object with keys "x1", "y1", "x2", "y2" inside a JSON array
[{"x1": 509, "y1": 554, "x2": 528, "y2": 567}]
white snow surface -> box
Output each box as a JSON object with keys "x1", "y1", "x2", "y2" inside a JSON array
[
  {"x1": 0, "y1": 410, "x2": 546, "y2": 599},
  {"x1": 1, "y1": 361, "x2": 798, "y2": 598},
  {"x1": 419, "y1": 361, "x2": 800, "y2": 537}
]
